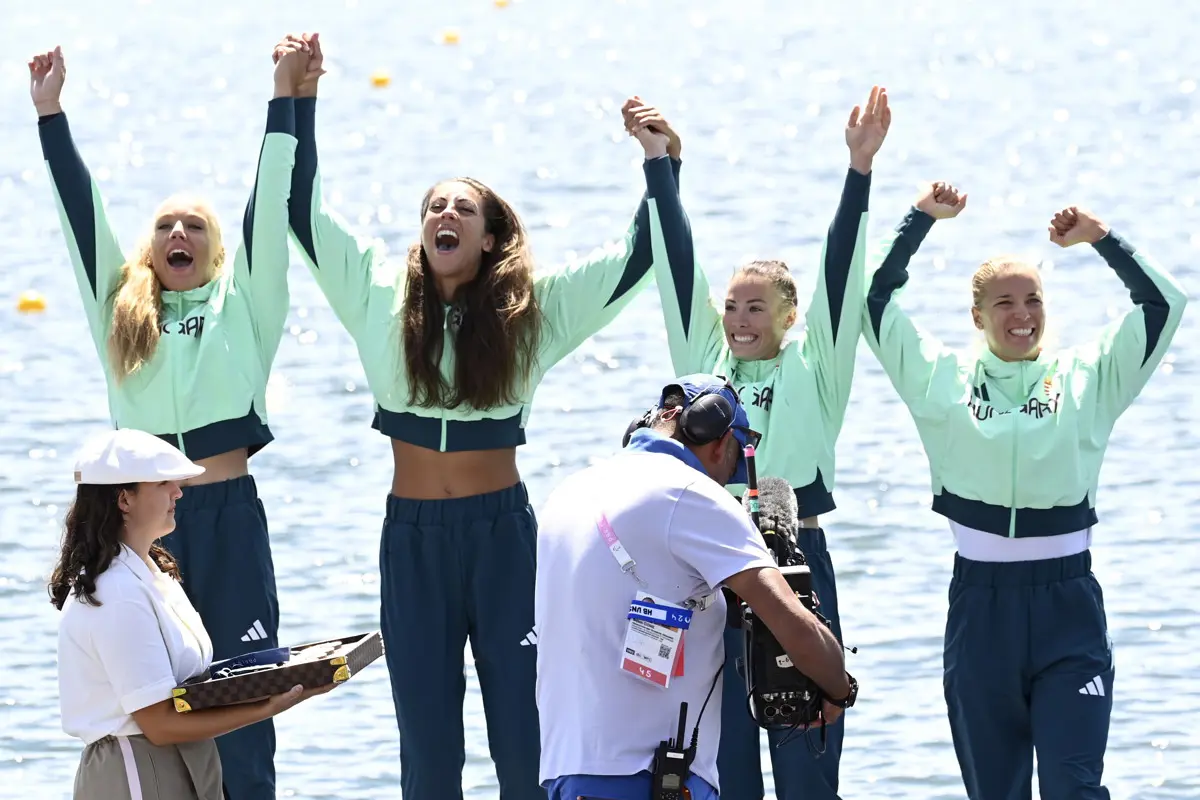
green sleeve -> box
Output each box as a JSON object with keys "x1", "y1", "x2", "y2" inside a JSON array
[
  {"x1": 1081, "y1": 232, "x2": 1188, "y2": 422},
  {"x1": 799, "y1": 168, "x2": 872, "y2": 431},
  {"x1": 37, "y1": 112, "x2": 127, "y2": 358},
  {"x1": 235, "y1": 98, "x2": 297, "y2": 367},
  {"x1": 861, "y1": 207, "x2": 961, "y2": 419},
  {"x1": 647, "y1": 156, "x2": 726, "y2": 375},
  {"x1": 534, "y1": 156, "x2": 672, "y2": 368},
  {"x1": 287, "y1": 98, "x2": 386, "y2": 343}
]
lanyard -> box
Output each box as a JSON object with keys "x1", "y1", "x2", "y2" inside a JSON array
[
  {"x1": 596, "y1": 514, "x2": 714, "y2": 610},
  {"x1": 597, "y1": 514, "x2": 649, "y2": 589}
]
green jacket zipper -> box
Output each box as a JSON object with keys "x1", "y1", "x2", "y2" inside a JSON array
[
  {"x1": 170, "y1": 296, "x2": 186, "y2": 456},
  {"x1": 1007, "y1": 361, "x2": 1026, "y2": 538}
]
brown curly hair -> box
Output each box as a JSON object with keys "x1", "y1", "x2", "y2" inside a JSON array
[{"x1": 48, "y1": 483, "x2": 181, "y2": 610}]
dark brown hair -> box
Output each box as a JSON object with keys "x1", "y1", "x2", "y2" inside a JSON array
[
  {"x1": 48, "y1": 483, "x2": 181, "y2": 610},
  {"x1": 401, "y1": 177, "x2": 543, "y2": 409}
]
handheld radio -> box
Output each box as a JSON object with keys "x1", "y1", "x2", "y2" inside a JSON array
[{"x1": 650, "y1": 702, "x2": 694, "y2": 800}]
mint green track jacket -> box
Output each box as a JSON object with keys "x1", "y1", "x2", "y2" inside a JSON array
[
  {"x1": 39, "y1": 98, "x2": 299, "y2": 460},
  {"x1": 648, "y1": 162, "x2": 872, "y2": 515},
  {"x1": 862, "y1": 208, "x2": 1188, "y2": 538},
  {"x1": 285, "y1": 98, "x2": 664, "y2": 452}
]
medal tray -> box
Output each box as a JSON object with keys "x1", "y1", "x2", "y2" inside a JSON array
[{"x1": 172, "y1": 631, "x2": 384, "y2": 712}]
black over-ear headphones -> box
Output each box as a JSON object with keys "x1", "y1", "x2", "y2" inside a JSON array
[
  {"x1": 621, "y1": 378, "x2": 742, "y2": 448},
  {"x1": 677, "y1": 387, "x2": 738, "y2": 445}
]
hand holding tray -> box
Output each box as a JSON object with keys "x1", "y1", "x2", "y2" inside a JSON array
[{"x1": 172, "y1": 631, "x2": 384, "y2": 712}]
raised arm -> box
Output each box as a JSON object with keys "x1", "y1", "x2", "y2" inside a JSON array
[
  {"x1": 532, "y1": 121, "x2": 666, "y2": 368},
  {"x1": 861, "y1": 182, "x2": 966, "y2": 419},
  {"x1": 31, "y1": 47, "x2": 126, "y2": 354},
  {"x1": 621, "y1": 99, "x2": 725, "y2": 375},
  {"x1": 277, "y1": 33, "x2": 384, "y2": 343},
  {"x1": 1048, "y1": 207, "x2": 1188, "y2": 420},
  {"x1": 801, "y1": 86, "x2": 888, "y2": 429},
  {"x1": 234, "y1": 40, "x2": 306, "y2": 367}
]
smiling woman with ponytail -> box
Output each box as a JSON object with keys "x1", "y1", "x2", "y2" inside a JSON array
[{"x1": 30, "y1": 39, "x2": 310, "y2": 800}]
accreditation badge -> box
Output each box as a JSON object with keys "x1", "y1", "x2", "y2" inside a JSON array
[{"x1": 619, "y1": 593, "x2": 692, "y2": 689}]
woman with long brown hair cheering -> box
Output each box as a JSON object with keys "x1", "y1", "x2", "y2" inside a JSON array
[{"x1": 277, "y1": 32, "x2": 666, "y2": 800}]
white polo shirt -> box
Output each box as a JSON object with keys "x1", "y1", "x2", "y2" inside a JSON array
[
  {"x1": 534, "y1": 430, "x2": 777, "y2": 792},
  {"x1": 57, "y1": 543, "x2": 213, "y2": 744}
]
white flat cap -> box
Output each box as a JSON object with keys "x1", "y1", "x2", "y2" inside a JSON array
[{"x1": 72, "y1": 428, "x2": 206, "y2": 485}]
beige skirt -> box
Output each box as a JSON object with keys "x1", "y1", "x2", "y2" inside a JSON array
[{"x1": 72, "y1": 733, "x2": 223, "y2": 800}]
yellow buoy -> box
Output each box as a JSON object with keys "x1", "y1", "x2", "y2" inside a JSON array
[
  {"x1": 494, "y1": 0, "x2": 509, "y2": 7},
  {"x1": 370, "y1": 71, "x2": 391, "y2": 88},
  {"x1": 442, "y1": 28, "x2": 460, "y2": 45},
  {"x1": 17, "y1": 290, "x2": 46, "y2": 313}
]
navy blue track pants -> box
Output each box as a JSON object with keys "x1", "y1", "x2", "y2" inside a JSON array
[
  {"x1": 379, "y1": 482, "x2": 544, "y2": 800},
  {"x1": 945, "y1": 550, "x2": 1115, "y2": 800},
  {"x1": 163, "y1": 474, "x2": 280, "y2": 800},
  {"x1": 717, "y1": 527, "x2": 845, "y2": 800}
]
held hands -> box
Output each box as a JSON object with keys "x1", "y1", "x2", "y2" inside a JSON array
[
  {"x1": 845, "y1": 85, "x2": 890, "y2": 174},
  {"x1": 1048, "y1": 206, "x2": 1109, "y2": 247},
  {"x1": 621, "y1": 96, "x2": 678, "y2": 161},
  {"x1": 272, "y1": 35, "x2": 313, "y2": 99},
  {"x1": 915, "y1": 181, "x2": 968, "y2": 219},
  {"x1": 29, "y1": 46, "x2": 66, "y2": 117},
  {"x1": 273, "y1": 32, "x2": 326, "y2": 97}
]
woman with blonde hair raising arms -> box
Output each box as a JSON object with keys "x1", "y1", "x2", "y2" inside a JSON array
[
  {"x1": 31, "y1": 38, "x2": 310, "y2": 800},
  {"x1": 277, "y1": 32, "x2": 667, "y2": 800},
  {"x1": 861, "y1": 182, "x2": 1186, "y2": 799}
]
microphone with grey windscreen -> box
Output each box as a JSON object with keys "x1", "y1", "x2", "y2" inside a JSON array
[{"x1": 742, "y1": 476, "x2": 801, "y2": 566}]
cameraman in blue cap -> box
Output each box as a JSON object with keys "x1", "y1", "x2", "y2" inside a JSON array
[{"x1": 533, "y1": 374, "x2": 853, "y2": 800}]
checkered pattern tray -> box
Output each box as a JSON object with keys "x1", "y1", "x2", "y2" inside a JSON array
[{"x1": 172, "y1": 631, "x2": 384, "y2": 713}]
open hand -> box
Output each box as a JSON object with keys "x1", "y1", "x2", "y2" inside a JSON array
[
  {"x1": 845, "y1": 85, "x2": 890, "y2": 174},
  {"x1": 621, "y1": 96, "x2": 672, "y2": 160},
  {"x1": 622, "y1": 96, "x2": 681, "y2": 160},
  {"x1": 29, "y1": 46, "x2": 66, "y2": 116},
  {"x1": 915, "y1": 181, "x2": 968, "y2": 220},
  {"x1": 263, "y1": 682, "x2": 336, "y2": 716},
  {"x1": 1048, "y1": 206, "x2": 1109, "y2": 247}
]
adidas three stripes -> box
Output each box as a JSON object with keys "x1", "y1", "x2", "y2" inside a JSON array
[
  {"x1": 162, "y1": 474, "x2": 280, "y2": 800},
  {"x1": 943, "y1": 550, "x2": 1115, "y2": 800},
  {"x1": 379, "y1": 482, "x2": 544, "y2": 800}
]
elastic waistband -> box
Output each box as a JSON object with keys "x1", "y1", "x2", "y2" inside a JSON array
[
  {"x1": 794, "y1": 527, "x2": 828, "y2": 555},
  {"x1": 176, "y1": 474, "x2": 261, "y2": 511},
  {"x1": 385, "y1": 481, "x2": 530, "y2": 525},
  {"x1": 85, "y1": 733, "x2": 149, "y2": 750},
  {"x1": 952, "y1": 550, "x2": 1093, "y2": 587}
]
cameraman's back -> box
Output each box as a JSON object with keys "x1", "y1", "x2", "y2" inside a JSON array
[{"x1": 534, "y1": 436, "x2": 776, "y2": 798}]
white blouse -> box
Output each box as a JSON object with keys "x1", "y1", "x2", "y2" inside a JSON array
[{"x1": 57, "y1": 543, "x2": 213, "y2": 744}]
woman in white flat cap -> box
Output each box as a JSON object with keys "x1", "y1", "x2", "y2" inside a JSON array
[{"x1": 48, "y1": 428, "x2": 329, "y2": 800}]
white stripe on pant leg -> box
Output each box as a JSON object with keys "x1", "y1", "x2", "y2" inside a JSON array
[{"x1": 117, "y1": 737, "x2": 144, "y2": 800}]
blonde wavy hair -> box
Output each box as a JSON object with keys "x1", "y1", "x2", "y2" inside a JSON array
[{"x1": 107, "y1": 197, "x2": 225, "y2": 381}]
